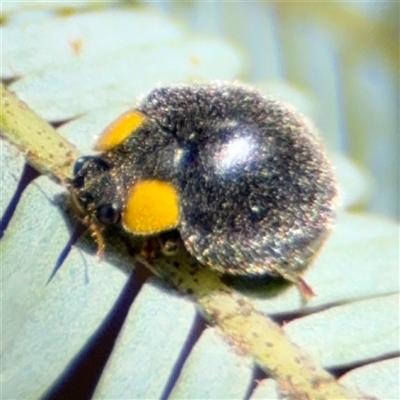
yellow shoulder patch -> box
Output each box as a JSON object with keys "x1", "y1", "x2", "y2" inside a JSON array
[
  {"x1": 122, "y1": 180, "x2": 180, "y2": 235},
  {"x1": 95, "y1": 111, "x2": 146, "y2": 151}
]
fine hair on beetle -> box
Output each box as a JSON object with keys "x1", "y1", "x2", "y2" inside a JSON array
[{"x1": 68, "y1": 82, "x2": 338, "y2": 290}]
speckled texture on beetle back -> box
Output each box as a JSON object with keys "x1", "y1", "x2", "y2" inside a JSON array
[{"x1": 70, "y1": 83, "x2": 338, "y2": 281}]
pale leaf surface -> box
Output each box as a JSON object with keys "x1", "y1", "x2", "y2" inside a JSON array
[
  {"x1": 250, "y1": 379, "x2": 279, "y2": 400},
  {"x1": 94, "y1": 278, "x2": 197, "y2": 399},
  {"x1": 1, "y1": 4, "x2": 398, "y2": 400},
  {"x1": 168, "y1": 328, "x2": 254, "y2": 400},
  {"x1": 284, "y1": 294, "x2": 399, "y2": 368},
  {"x1": 1, "y1": 180, "x2": 131, "y2": 399},
  {"x1": 0, "y1": 139, "x2": 25, "y2": 219},
  {"x1": 339, "y1": 357, "x2": 400, "y2": 400}
]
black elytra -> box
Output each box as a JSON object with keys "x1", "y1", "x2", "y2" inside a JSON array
[{"x1": 69, "y1": 83, "x2": 338, "y2": 283}]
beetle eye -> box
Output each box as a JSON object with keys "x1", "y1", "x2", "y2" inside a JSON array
[
  {"x1": 96, "y1": 203, "x2": 121, "y2": 225},
  {"x1": 73, "y1": 156, "x2": 111, "y2": 176},
  {"x1": 73, "y1": 156, "x2": 95, "y2": 176},
  {"x1": 71, "y1": 156, "x2": 112, "y2": 189}
]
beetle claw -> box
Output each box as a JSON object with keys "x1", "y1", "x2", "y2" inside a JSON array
[{"x1": 297, "y1": 277, "x2": 316, "y2": 305}]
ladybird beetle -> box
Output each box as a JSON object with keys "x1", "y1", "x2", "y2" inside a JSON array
[{"x1": 68, "y1": 83, "x2": 337, "y2": 284}]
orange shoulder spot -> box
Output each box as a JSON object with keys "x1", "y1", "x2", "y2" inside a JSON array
[
  {"x1": 122, "y1": 180, "x2": 180, "y2": 235},
  {"x1": 95, "y1": 111, "x2": 146, "y2": 151}
]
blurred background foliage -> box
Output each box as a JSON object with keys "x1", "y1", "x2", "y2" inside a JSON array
[
  {"x1": 1, "y1": 2, "x2": 399, "y2": 399},
  {"x1": 2, "y1": 0, "x2": 399, "y2": 219},
  {"x1": 149, "y1": 0, "x2": 399, "y2": 220}
]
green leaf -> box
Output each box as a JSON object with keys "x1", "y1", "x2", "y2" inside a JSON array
[
  {"x1": 1, "y1": 4, "x2": 398, "y2": 400},
  {"x1": 0, "y1": 139, "x2": 25, "y2": 219},
  {"x1": 168, "y1": 328, "x2": 253, "y2": 399},
  {"x1": 340, "y1": 357, "x2": 400, "y2": 399},
  {"x1": 93, "y1": 278, "x2": 197, "y2": 399},
  {"x1": 285, "y1": 294, "x2": 399, "y2": 368}
]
